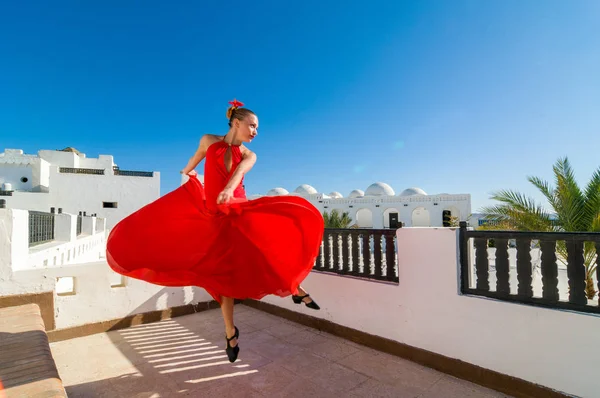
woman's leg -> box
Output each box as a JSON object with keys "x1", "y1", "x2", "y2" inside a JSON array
[
  {"x1": 296, "y1": 285, "x2": 314, "y2": 304},
  {"x1": 220, "y1": 296, "x2": 237, "y2": 346},
  {"x1": 293, "y1": 285, "x2": 320, "y2": 310}
]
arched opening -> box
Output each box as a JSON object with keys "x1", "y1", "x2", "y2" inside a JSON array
[
  {"x1": 412, "y1": 207, "x2": 431, "y2": 227},
  {"x1": 383, "y1": 208, "x2": 400, "y2": 228},
  {"x1": 355, "y1": 208, "x2": 373, "y2": 228}
]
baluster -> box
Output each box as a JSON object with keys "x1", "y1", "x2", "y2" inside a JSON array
[
  {"x1": 374, "y1": 233, "x2": 382, "y2": 279},
  {"x1": 540, "y1": 240, "x2": 559, "y2": 302},
  {"x1": 361, "y1": 233, "x2": 370, "y2": 276},
  {"x1": 566, "y1": 240, "x2": 587, "y2": 305},
  {"x1": 341, "y1": 232, "x2": 350, "y2": 273},
  {"x1": 516, "y1": 238, "x2": 533, "y2": 298},
  {"x1": 314, "y1": 243, "x2": 323, "y2": 269},
  {"x1": 474, "y1": 238, "x2": 489, "y2": 291},
  {"x1": 494, "y1": 238, "x2": 510, "y2": 296},
  {"x1": 351, "y1": 232, "x2": 360, "y2": 275},
  {"x1": 385, "y1": 234, "x2": 396, "y2": 282},
  {"x1": 323, "y1": 232, "x2": 331, "y2": 270},
  {"x1": 332, "y1": 232, "x2": 340, "y2": 272}
]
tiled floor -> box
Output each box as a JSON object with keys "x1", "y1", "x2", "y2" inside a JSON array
[{"x1": 50, "y1": 305, "x2": 513, "y2": 397}]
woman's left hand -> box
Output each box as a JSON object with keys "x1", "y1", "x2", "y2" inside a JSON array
[{"x1": 217, "y1": 188, "x2": 234, "y2": 204}]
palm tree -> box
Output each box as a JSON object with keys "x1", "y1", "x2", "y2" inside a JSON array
[
  {"x1": 480, "y1": 157, "x2": 600, "y2": 300},
  {"x1": 323, "y1": 209, "x2": 354, "y2": 229}
]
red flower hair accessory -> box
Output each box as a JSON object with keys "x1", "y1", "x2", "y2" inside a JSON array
[{"x1": 228, "y1": 99, "x2": 244, "y2": 109}]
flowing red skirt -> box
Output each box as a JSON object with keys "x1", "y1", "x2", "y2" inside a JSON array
[{"x1": 106, "y1": 176, "x2": 324, "y2": 303}]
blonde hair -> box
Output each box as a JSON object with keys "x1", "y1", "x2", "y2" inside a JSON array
[{"x1": 227, "y1": 105, "x2": 255, "y2": 127}]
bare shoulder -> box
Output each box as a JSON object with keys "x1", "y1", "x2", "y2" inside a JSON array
[
  {"x1": 200, "y1": 134, "x2": 223, "y2": 148},
  {"x1": 240, "y1": 144, "x2": 257, "y2": 159}
]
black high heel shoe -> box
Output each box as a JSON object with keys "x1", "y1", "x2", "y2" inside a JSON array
[
  {"x1": 225, "y1": 326, "x2": 239, "y2": 363},
  {"x1": 292, "y1": 294, "x2": 320, "y2": 310}
]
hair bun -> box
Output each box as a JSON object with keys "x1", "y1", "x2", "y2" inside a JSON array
[{"x1": 227, "y1": 98, "x2": 244, "y2": 119}]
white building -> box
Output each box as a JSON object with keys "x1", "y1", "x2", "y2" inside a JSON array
[
  {"x1": 250, "y1": 182, "x2": 471, "y2": 229},
  {"x1": 0, "y1": 148, "x2": 160, "y2": 229}
]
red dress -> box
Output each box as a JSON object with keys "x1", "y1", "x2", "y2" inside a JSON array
[{"x1": 106, "y1": 140, "x2": 324, "y2": 302}]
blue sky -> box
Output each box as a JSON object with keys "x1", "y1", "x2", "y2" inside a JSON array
[{"x1": 1, "y1": 0, "x2": 599, "y2": 213}]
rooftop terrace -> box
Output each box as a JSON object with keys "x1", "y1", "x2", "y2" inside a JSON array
[
  {"x1": 2, "y1": 212, "x2": 598, "y2": 397},
  {"x1": 50, "y1": 305, "x2": 510, "y2": 398}
]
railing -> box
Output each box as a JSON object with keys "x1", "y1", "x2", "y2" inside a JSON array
[
  {"x1": 0, "y1": 190, "x2": 13, "y2": 196},
  {"x1": 459, "y1": 222, "x2": 600, "y2": 314},
  {"x1": 314, "y1": 228, "x2": 399, "y2": 283},
  {"x1": 113, "y1": 167, "x2": 153, "y2": 177},
  {"x1": 59, "y1": 167, "x2": 105, "y2": 175},
  {"x1": 28, "y1": 211, "x2": 55, "y2": 246}
]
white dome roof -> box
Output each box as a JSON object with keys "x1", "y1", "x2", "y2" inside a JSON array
[
  {"x1": 267, "y1": 187, "x2": 289, "y2": 196},
  {"x1": 399, "y1": 187, "x2": 427, "y2": 196},
  {"x1": 328, "y1": 191, "x2": 343, "y2": 199},
  {"x1": 365, "y1": 182, "x2": 395, "y2": 196},
  {"x1": 294, "y1": 184, "x2": 317, "y2": 195},
  {"x1": 348, "y1": 189, "x2": 364, "y2": 198}
]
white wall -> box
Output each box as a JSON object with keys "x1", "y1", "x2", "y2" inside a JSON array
[
  {"x1": 1, "y1": 207, "x2": 212, "y2": 329},
  {"x1": 38, "y1": 150, "x2": 79, "y2": 168},
  {"x1": 9, "y1": 262, "x2": 213, "y2": 329},
  {"x1": 48, "y1": 168, "x2": 160, "y2": 229},
  {"x1": 0, "y1": 209, "x2": 107, "y2": 274},
  {"x1": 260, "y1": 227, "x2": 599, "y2": 398},
  {"x1": 1, "y1": 149, "x2": 160, "y2": 229},
  {"x1": 0, "y1": 164, "x2": 34, "y2": 191},
  {"x1": 2, "y1": 167, "x2": 160, "y2": 229},
  {"x1": 79, "y1": 154, "x2": 115, "y2": 170},
  {"x1": 256, "y1": 186, "x2": 471, "y2": 228},
  {"x1": 25, "y1": 231, "x2": 105, "y2": 271},
  {"x1": 309, "y1": 195, "x2": 470, "y2": 228},
  {"x1": 2, "y1": 191, "x2": 51, "y2": 213},
  {"x1": 0, "y1": 209, "x2": 28, "y2": 281},
  {"x1": 32, "y1": 158, "x2": 51, "y2": 191}
]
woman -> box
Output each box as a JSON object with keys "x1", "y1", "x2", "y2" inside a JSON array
[{"x1": 106, "y1": 99, "x2": 324, "y2": 363}]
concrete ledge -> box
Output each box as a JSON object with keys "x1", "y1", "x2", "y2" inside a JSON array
[
  {"x1": 242, "y1": 299, "x2": 570, "y2": 398},
  {"x1": 0, "y1": 292, "x2": 55, "y2": 331},
  {"x1": 47, "y1": 300, "x2": 220, "y2": 343},
  {"x1": 0, "y1": 304, "x2": 67, "y2": 397}
]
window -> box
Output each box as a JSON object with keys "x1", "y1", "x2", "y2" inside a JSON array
[
  {"x1": 21, "y1": 177, "x2": 28, "y2": 183},
  {"x1": 103, "y1": 202, "x2": 118, "y2": 208}
]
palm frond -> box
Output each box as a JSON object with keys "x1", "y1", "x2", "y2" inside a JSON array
[
  {"x1": 481, "y1": 157, "x2": 600, "y2": 298},
  {"x1": 481, "y1": 190, "x2": 554, "y2": 231},
  {"x1": 528, "y1": 176, "x2": 556, "y2": 210},
  {"x1": 583, "y1": 167, "x2": 600, "y2": 232},
  {"x1": 552, "y1": 157, "x2": 586, "y2": 231},
  {"x1": 323, "y1": 209, "x2": 353, "y2": 228}
]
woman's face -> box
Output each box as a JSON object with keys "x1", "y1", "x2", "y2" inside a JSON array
[{"x1": 237, "y1": 115, "x2": 259, "y2": 143}]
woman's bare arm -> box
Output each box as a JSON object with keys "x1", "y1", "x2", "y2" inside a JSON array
[
  {"x1": 225, "y1": 148, "x2": 256, "y2": 191},
  {"x1": 181, "y1": 135, "x2": 212, "y2": 174}
]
